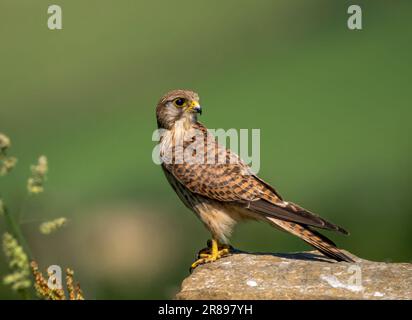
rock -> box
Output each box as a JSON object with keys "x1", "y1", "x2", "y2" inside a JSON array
[{"x1": 175, "y1": 251, "x2": 412, "y2": 300}]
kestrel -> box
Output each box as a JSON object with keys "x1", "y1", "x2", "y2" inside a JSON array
[{"x1": 156, "y1": 89, "x2": 354, "y2": 270}]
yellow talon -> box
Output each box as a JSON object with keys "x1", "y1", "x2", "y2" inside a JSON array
[{"x1": 190, "y1": 239, "x2": 232, "y2": 272}]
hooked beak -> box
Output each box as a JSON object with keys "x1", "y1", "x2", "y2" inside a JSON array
[{"x1": 189, "y1": 100, "x2": 202, "y2": 115}]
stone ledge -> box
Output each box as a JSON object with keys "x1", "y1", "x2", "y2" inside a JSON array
[{"x1": 175, "y1": 251, "x2": 412, "y2": 300}]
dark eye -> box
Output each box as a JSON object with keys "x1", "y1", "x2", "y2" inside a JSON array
[{"x1": 174, "y1": 98, "x2": 185, "y2": 107}]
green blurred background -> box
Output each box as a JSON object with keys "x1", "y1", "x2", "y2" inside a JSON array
[{"x1": 1, "y1": 0, "x2": 411, "y2": 299}]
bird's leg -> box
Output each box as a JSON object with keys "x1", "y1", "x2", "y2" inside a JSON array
[
  {"x1": 190, "y1": 239, "x2": 232, "y2": 272},
  {"x1": 198, "y1": 239, "x2": 232, "y2": 257}
]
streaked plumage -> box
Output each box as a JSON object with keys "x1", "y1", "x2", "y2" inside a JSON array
[{"x1": 156, "y1": 89, "x2": 354, "y2": 266}]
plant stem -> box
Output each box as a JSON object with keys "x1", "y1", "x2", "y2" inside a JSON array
[
  {"x1": 2, "y1": 204, "x2": 35, "y2": 299},
  {"x1": 3, "y1": 205, "x2": 33, "y2": 260}
]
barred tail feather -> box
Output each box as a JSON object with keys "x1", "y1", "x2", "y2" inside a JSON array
[{"x1": 266, "y1": 217, "x2": 355, "y2": 263}]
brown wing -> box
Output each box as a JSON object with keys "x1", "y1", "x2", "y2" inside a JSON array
[
  {"x1": 163, "y1": 122, "x2": 348, "y2": 234},
  {"x1": 248, "y1": 199, "x2": 349, "y2": 235}
]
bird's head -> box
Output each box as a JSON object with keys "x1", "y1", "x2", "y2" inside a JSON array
[{"x1": 156, "y1": 89, "x2": 201, "y2": 129}]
